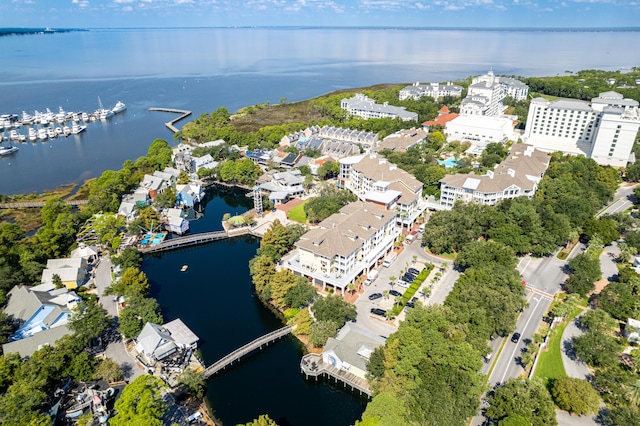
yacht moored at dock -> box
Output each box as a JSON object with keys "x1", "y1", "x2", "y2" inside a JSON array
[
  {"x1": 28, "y1": 128, "x2": 37, "y2": 141},
  {"x1": 112, "y1": 101, "x2": 126, "y2": 114},
  {"x1": 71, "y1": 123, "x2": 87, "y2": 135},
  {"x1": 0, "y1": 144, "x2": 19, "y2": 156}
]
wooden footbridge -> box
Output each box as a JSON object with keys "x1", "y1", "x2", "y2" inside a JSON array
[
  {"x1": 148, "y1": 107, "x2": 192, "y2": 133},
  {"x1": 202, "y1": 326, "x2": 293, "y2": 379},
  {"x1": 0, "y1": 199, "x2": 88, "y2": 209},
  {"x1": 138, "y1": 227, "x2": 252, "y2": 254}
]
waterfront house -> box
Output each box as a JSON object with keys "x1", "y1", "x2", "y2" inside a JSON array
[
  {"x1": 140, "y1": 174, "x2": 169, "y2": 199},
  {"x1": 176, "y1": 182, "x2": 204, "y2": 207},
  {"x1": 117, "y1": 201, "x2": 137, "y2": 222},
  {"x1": 2, "y1": 285, "x2": 80, "y2": 357},
  {"x1": 282, "y1": 202, "x2": 398, "y2": 294},
  {"x1": 153, "y1": 170, "x2": 178, "y2": 186},
  {"x1": 322, "y1": 323, "x2": 386, "y2": 380},
  {"x1": 163, "y1": 208, "x2": 189, "y2": 235},
  {"x1": 41, "y1": 257, "x2": 88, "y2": 290},
  {"x1": 258, "y1": 170, "x2": 305, "y2": 201},
  {"x1": 70, "y1": 243, "x2": 99, "y2": 263},
  {"x1": 135, "y1": 319, "x2": 199, "y2": 364},
  {"x1": 192, "y1": 154, "x2": 218, "y2": 174}
]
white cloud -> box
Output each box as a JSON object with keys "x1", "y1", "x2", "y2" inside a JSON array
[
  {"x1": 72, "y1": 0, "x2": 90, "y2": 8},
  {"x1": 113, "y1": 0, "x2": 135, "y2": 3},
  {"x1": 122, "y1": 5, "x2": 133, "y2": 11}
]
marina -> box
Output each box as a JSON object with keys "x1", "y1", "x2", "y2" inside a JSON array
[{"x1": 0, "y1": 100, "x2": 126, "y2": 151}]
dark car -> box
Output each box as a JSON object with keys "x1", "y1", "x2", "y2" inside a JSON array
[
  {"x1": 370, "y1": 308, "x2": 387, "y2": 316},
  {"x1": 511, "y1": 332, "x2": 521, "y2": 343},
  {"x1": 368, "y1": 292, "x2": 383, "y2": 301},
  {"x1": 408, "y1": 267, "x2": 420, "y2": 276},
  {"x1": 389, "y1": 289, "x2": 402, "y2": 297},
  {"x1": 405, "y1": 301, "x2": 415, "y2": 309},
  {"x1": 402, "y1": 273, "x2": 416, "y2": 283}
]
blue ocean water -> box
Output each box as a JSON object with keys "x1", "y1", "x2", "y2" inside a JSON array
[{"x1": 1, "y1": 27, "x2": 639, "y2": 194}]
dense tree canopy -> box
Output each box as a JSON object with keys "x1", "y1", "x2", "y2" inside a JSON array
[
  {"x1": 486, "y1": 378, "x2": 557, "y2": 426},
  {"x1": 110, "y1": 375, "x2": 167, "y2": 426}
]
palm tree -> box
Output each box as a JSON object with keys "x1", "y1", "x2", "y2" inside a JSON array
[
  {"x1": 625, "y1": 379, "x2": 640, "y2": 407},
  {"x1": 412, "y1": 255, "x2": 417, "y2": 264},
  {"x1": 383, "y1": 290, "x2": 390, "y2": 300},
  {"x1": 347, "y1": 282, "x2": 355, "y2": 296}
]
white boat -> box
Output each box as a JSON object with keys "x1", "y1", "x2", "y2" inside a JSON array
[
  {"x1": 81, "y1": 112, "x2": 89, "y2": 122},
  {"x1": 28, "y1": 127, "x2": 37, "y2": 141},
  {"x1": 47, "y1": 127, "x2": 56, "y2": 139},
  {"x1": 71, "y1": 113, "x2": 80, "y2": 122},
  {"x1": 37, "y1": 128, "x2": 48, "y2": 140},
  {"x1": 10, "y1": 130, "x2": 25, "y2": 142},
  {"x1": 0, "y1": 144, "x2": 19, "y2": 156},
  {"x1": 54, "y1": 127, "x2": 63, "y2": 136},
  {"x1": 97, "y1": 97, "x2": 114, "y2": 120},
  {"x1": 21, "y1": 111, "x2": 34, "y2": 125},
  {"x1": 56, "y1": 107, "x2": 67, "y2": 123},
  {"x1": 112, "y1": 101, "x2": 126, "y2": 114},
  {"x1": 71, "y1": 123, "x2": 87, "y2": 134},
  {"x1": 63, "y1": 125, "x2": 71, "y2": 136}
]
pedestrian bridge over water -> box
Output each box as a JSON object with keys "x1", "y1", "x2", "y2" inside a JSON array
[
  {"x1": 202, "y1": 326, "x2": 293, "y2": 379},
  {"x1": 138, "y1": 227, "x2": 253, "y2": 254}
]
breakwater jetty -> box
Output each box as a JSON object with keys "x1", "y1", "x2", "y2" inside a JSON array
[{"x1": 148, "y1": 108, "x2": 192, "y2": 133}]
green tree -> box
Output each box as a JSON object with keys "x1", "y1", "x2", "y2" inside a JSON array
[
  {"x1": 486, "y1": 378, "x2": 557, "y2": 426},
  {"x1": 311, "y1": 294, "x2": 356, "y2": 326},
  {"x1": 244, "y1": 414, "x2": 278, "y2": 426},
  {"x1": 572, "y1": 330, "x2": 621, "y2": 368},
  {"x1": 93, "y1": 358, "x2": 124, "y2": 383},
  {"x1": 178, "y1": 368, "x2": 206, "y2": 399},
  {"x1": 106, "y1": 267, "x2": 151, "y2": 298},
  {"x1": 112, "y1": 247, "x2": 143, "y2": 270},
  {"x1": 359, "y1": 392, "x2": 407, "y2": 426},
  {"x1": 284, "y1": 279, "x2": 316, "y2": 308},
  {"x1": 153, "y1": 187, "x2": 176, "y2": 209},
  {"x1": 269, "y1": 269, "x2": 299, "y2": 309},
  {"x1": 583, "y1": 218, "x2": 619, "y2": 245},
  {"x1": 308, "y1": 320, "x2": 339, "y2": 347},
  {"x1": 52, "y1": 273, "x2": 63, "y2": 289},
  {"x1": 291, "y1": 308, "x2": 313, "y2": 335},
  {"x1": 550, "y1": 376, "x2": 600, "y2": 415},
  {"x1": 454, "y1": 240, "x2": 517, "y2": 271},
  {"x1": 249, "y1": 254, "x2": 276, "y2": 300},
  {"x1": 118, "y1": 296, "x2": 163, "y2": 339},
  {"x1": 110, "y1": 375, "x2": 167, "y2": 426},
  {"x1": 0, "y1": 380, "x2": 50, "y2": 426},
  {"x1": 578, "y1": 308, "x2": 617, "y2": 334},
  {"x1": 69, "y1": 300, "x2": 111, "y2": 347}
]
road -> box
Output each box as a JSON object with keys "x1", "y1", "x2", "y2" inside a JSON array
[{"x1": 596, "y1": 182, "x2": 637, "y2": 217}]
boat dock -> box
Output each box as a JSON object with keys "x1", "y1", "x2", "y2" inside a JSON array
[
  {"x1": 148, "y1": 108, "x2": 192, "y2": 133},
  {"x1": 300, "y1": 353, "x2": 372, "y2": 397},
  {"x1": 137, "y1": 227, "x2": 252, "y2": 254}
]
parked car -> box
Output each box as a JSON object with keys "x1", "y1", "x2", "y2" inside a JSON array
[
  {"x1": 402, "y1": 273, "x2": 416, "y2": 283},
  {"x1": 511, "y1": 332, "x2": 521, "y2": 343},
  {"x1": 397, "y1": 280, "x2": 410, "y2": 288},
  {"x1": 389, "y1": 289, "x2": 402, "y2": 297},
  {"x1": 408, "y1": 267, "x2": 420, "y2": 276},
  {"x1": 405, "y1": 301, "x2": 415, "y2": 309},
  {"x1": 368, "y1": 292, "x2": 383, "y2": 300},
  {"x1": 370, "y1": 308, "x2": 387, "y2": 316}
]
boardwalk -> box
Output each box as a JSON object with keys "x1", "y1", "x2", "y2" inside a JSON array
[
  {"x1": 148, "y1": 107, "x2": 192, "y2": 133},
  {"x1": 300, "y1": 353, "x2": 372, "y2": 396},
  {"x1": 202, "y1": 326, "x2": 293, "y2": 379},
  {"x1": 0, "y1": 199, "x2": 88, "y2": 209},
  {"x1": 138, "y1": 227, "x2": 251, "y2": 254}
]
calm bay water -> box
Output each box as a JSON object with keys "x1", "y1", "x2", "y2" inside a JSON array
[
  {"x1": 3, "y1": 27, "x2": 639, "y2": 425},
  {"x1": 1, "y1": 28, "x2": 639, "y2": 194}
]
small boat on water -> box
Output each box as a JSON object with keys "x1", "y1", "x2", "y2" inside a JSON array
[
  {"x1": 81, "y1": 112, "x2": 89, "y2": 122},
  {"x1": 63, "y1": 125, "x2": 71, "y2": 136},
  {"x1": 112, "y1": 101, "x2": 126, "y2": 114},
  {"x1": 9, "y1": 130, "x2": 25, "y2": 142},
  {"x1": 0, "y1": 144, "x2": 19, "y2": 156},
  {"x1": 47, "y1": 127, "x2": 56, "y2": 139},
  {"x1": 96, "y1": 97, "x2": 114, "y2": 120},
  {"x1": 37, "y1": 128, "x2": 48, "y2": 140},
  {"x1": 181, "y1": 265, "x2": 189, "y2": 272},
  {"x1": 71, "y1": 123, "x2": 87, "y2": 134},
  {"x1": 28, "y1": 127, "x2": 37, "y2": 141}
]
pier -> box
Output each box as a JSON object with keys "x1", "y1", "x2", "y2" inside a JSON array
[
  {"x1": 202, "y1": 326, "x2": 293, "y2": 379},
  {"x1": 0, "y1": 200, "x2": 88, "y2": 209},
  {"x1": 300, "y1": 353, "x2": 372, "y2": 397},
  {"x1": 138, "y1": 227, "x2": 252, "y2": 254},
  {"x1": 148, "y1": 108, "x2": 192, "y2": 133}
]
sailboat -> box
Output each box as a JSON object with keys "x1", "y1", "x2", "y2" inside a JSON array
[{"x1": 96, "y1": 97, "x2": 114, "y2": 120}]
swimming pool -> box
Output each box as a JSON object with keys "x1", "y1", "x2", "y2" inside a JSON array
[{"x1": 438, "y1": 158, "x2": 458, "y2": 168}]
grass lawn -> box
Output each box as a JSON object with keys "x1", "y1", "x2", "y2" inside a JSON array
[
  {"x1": 533, "y1": 306, "x2": 583, "y2": 386},
  {"x1": 287, "y1": 200, "x2": 309, "y2": 223}
]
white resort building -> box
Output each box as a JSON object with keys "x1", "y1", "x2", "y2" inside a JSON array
[
  {"x1": 399, "y1": 82, "x2": 463, "y2": 101},
  {"x1": 339, "y1": 153, "x2": 426, "y2": 228},
  {"x1": 439, "y1": 143, "x2": 550, "y2": 209},
  {"x1": 523, "y1": 91, "x2": 640, "y2": 167},
  {"x1": 282, "y1": 202, "x2": 398, "y2": 294},
  {"x1": 341, "y1": 94, "x2": 418, "y2": 122},
  {"x1": 460, "y1": 70, "x2": 529, "y2": 117}
]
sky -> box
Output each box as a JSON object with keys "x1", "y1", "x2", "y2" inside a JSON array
[{"x1": 1, "y1": 0, "x2": 639, "y2": 29}]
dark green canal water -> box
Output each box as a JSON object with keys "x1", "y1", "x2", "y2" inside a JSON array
[{"x1": 143, "y1": 188, "x2": 367, "y2": 425}]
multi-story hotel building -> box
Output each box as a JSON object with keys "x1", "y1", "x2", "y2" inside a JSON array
[
  {"x1": 398, "y1": 82, "x2": 463, "y2": 101},
  {"x1": 282, "y1": 202, "x2": 399, "y2": 294},
  {"x1": 523, "y1": 91, "x2": 640, "y2": 167},
  {"x1": 439, "y1": 144, "x2": 550, "y2": 209},
  {"x1": 339, "y1": 153, "x2": 426, "y2": 228},
  {"x1": 460, "y1": 70, "x2": 529, "y2": 117},
  {"x1": 341, "y1": 94, "x2": 418, "y2": 121}
]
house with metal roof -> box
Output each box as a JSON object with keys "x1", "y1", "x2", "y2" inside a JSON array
[
  {"x1": 322, "y1": 323, "x2": 386, "y2": 380},
  {"x1": 41, "y1": 257, "x2": 89, "y2": 290},
  {"x1": 2, "y1": 285, "x2": 81, "y2": 357},
  {"x1": 135, "y1": 319, "x2": 199, "y2": 364},
  {"x1": 439, "y1": 143, "x2": 550, "y2": 209}
]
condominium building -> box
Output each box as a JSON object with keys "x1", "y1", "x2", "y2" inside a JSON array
[
  {"x1": 439, "y1": 143, "x2": 550, "y2": 208},
  {"x1": 445, "y1": 115, "x2": 516, "y2": 144},
  {"x1": 282, "y1": 202, "x2": 398, "y2": 294},
  {"x1": 399, "y1": 82, "x2": 463, "y2": 101},
  {"x1": 341, "y1": 94, "x2": 418, "y2": 121},
  {"x1": 339, "y1": 153, "x2": 425, "y2": 227},
  {"x1": 523, "y1": 91, "x2": 640, "y2": 167},
  {"x1": 460, "y1": 70, "x2": 529, "y2": 117}
]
